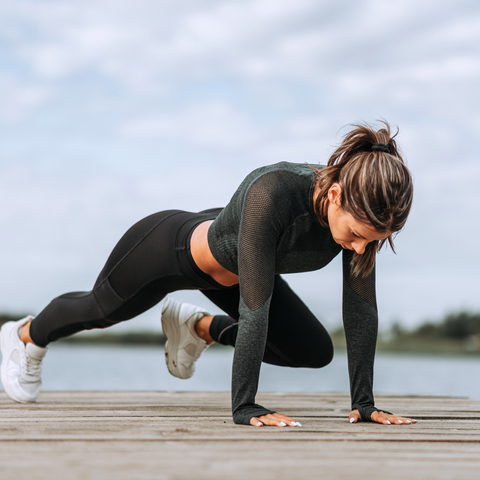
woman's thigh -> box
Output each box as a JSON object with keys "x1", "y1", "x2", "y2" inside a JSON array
[
  {"x1": 202, "y1": 276, "x2": 334, "y2": 368},
  {"x1": 94, "y1": 210, "x2": 195, "y2": 321},
  {"x1": 30, "y1": 210, "x2": 215, "y2": 345}
]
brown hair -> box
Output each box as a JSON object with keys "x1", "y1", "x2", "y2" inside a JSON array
[{"x1": 313, "y1": 122, "x2": 413, "y2": 277}]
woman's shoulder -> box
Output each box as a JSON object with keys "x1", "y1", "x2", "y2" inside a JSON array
[
  {"x1": 241, "y1": 161, "x2": 322, "y2": 195},
  {"x1": 218, "y1": 161, "x2": 324, "y2": 226},
  {"x1": 238, "y1": 162, "x2": 320, "y2": 219},
  {"x1": 248, "y1": 161, "x2": 323, "y2": 179}
]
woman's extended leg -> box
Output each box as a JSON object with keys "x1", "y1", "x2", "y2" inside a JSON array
[
  {"x1": 203, "y1": 275, "x2": 334, "y2": 368},
  {"x1": 29, "y1": 210, "x2": 218, "y2": 347},
  {"x1": 1, "y1": 209, "x2": 222, "y2": 403}
]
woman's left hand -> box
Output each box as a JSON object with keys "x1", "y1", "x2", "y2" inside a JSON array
[{"x1": 349, "y1": 409, "x2": 417, "y2": 425}]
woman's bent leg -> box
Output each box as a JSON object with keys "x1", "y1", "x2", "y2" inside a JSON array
[
  {"x1": 29, "y1": 210, "x2": 197, "y2": 347},
  {"x1": 203, "y1": 276, "x2": 334, "y2": 368}
]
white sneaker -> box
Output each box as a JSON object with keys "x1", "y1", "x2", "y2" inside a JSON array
[
  {"x1": 0, "y1": 316, "x2": 48, "y2": 403},
  {"x1": 161, "y1": 297, "x2": 210, "y2": 379}
]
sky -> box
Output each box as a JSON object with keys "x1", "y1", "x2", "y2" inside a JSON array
[{"x1": 0, "y1": 0, "x2": 479, "y2": 333}]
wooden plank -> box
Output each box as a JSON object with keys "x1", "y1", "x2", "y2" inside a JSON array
[
  {"x1": 1, "y1": 391, "x2": 480, "y2": 479},
  {"x1": 1, "y1": 441, "x2": 480, "y2": 480},
  {"x1": 1, "y1": 418, "x2": 480, "y2": 442}
]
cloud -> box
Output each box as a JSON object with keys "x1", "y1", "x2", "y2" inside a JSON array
[
  {"x1": 1, "y1": 0, "x2": 472, "y2": 83},
  {"x1": 0, "y1": 75, "x2": 51, "y2": 121},
  {"x1": 120, "y1": 102, "x2": 261, "y2": 149},
  {"x1": 2, "y1": 0, "x2": 480, "y2": 114}
]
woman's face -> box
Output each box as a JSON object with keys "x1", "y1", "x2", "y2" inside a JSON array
[{"x1": 326, "y1": 184, "x2": 390, "y2": 255}]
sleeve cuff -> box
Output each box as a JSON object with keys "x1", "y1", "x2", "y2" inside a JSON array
[
  {"x1": 357, "y1": 405, "x2": 377, "y2": 422},
  {"x1": 233, "y1": 405, "x2": 275, "y2": 425},
  {"x1": 354, "y1": 405, "x2": 393, "y2": 422}
]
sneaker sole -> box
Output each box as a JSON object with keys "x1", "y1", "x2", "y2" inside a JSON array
[
  {"x1": 161, "y1": 298, "x2": 187, "y2": 379},
  {"x1": 0, "y1": 323, "x2": 32, "y2": 404}
]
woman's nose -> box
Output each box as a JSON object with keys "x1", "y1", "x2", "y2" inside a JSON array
[{"x1": 352, "y1": 239, "x2": 368, "y2": 255}]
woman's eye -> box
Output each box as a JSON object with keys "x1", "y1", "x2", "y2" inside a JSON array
[{"x1": 352, "y1": 232, "x2": 359, "y2": 238}]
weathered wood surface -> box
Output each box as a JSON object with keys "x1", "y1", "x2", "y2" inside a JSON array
[{"x1": 1, "y1": 391, "x2": 480, "y2": 479}]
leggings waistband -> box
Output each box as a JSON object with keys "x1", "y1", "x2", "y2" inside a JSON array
[{"x1": 174, "y1": 209, "x2": 235, "y2": 291}]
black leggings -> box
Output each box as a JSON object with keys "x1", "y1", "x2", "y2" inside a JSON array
[{"x1": 29, "y1": 210, "x2": 333, "y2": 369}]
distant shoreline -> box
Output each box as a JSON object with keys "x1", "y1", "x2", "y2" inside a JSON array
[
  {"x1": 330, "y1": 330, "x2": 479, "y2": 356},
  {"x1": 2, "y1": 313, "x2": 480, "y2": 355},
  {"x1": 57, "y1": 331, "x2": 480, "y2": 356}
]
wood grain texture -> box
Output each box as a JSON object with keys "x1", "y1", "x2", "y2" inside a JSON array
[{"x1": 1, "y1": 391, "x2": 480, "y2": 479}]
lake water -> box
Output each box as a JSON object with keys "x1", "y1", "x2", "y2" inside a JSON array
[{"x1": 2, "y1": 343, "x2": 480, "y2": 400}]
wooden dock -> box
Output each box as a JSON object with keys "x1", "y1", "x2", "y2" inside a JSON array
[{"x1": 1, "y1": 391, "x2": 480, "y2": 479}]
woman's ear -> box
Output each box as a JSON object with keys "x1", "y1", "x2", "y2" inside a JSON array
[{"x1": 328, "y1": 183, "x2": 342, "y2": 205}]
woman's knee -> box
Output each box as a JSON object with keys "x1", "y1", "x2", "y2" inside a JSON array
[
  {"x1": 309, "y1": 341, "x2": 334, "y2": 369},
  {"x1": 296, "y1": 333, "x2": 334, "y2": 369},
  {"x1": 295, "y1": 328, "x2": 335, "y2": 368},
  {"x1": 265, "y1": 334, "x2": 334, "y2": 369}
]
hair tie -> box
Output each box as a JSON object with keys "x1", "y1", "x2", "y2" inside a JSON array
[{"x1": 371, "y1": 143, "x2": 390, "y2": 153}]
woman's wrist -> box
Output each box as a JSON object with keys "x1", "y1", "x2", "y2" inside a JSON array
[{"x1": 233, "y1": 405, "x2": 275, "y2": 425}]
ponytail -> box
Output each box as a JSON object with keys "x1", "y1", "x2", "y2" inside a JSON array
[{"x1": 313, "y1": 122, "x2": 413, "y2": 277}]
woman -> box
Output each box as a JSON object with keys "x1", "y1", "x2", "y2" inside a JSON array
[{"x1": 1, "y1": 122, "x2": 415, "y2": 428}]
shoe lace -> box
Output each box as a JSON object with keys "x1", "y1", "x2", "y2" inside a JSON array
[{"x1": 21, "y1": 352, "x2": 42, "y2": 377}]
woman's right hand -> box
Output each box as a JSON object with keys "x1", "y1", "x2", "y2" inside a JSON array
[{"x1": 250, "y1": 412, "x2": 302, "y2": 427}]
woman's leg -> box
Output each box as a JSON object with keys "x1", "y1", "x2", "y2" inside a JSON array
[
  {"x1": 2, "y1": 209, "x2": 225, "y2": 403},
  {"x1": 29, "y1": 210, "x2": 200, "y2": 347},
  {"x1": 203, "y1": 276, "x2": 334, "y2": 368}
]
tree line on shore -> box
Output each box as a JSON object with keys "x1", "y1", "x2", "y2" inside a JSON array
[
  {"x1": 330, "y1": 310, "x2": 480, "y2": 354},
  {"x1": 2, "y1": 310, "x2": 480, "y2": 353}
]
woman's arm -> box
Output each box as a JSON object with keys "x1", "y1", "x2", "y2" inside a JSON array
[
  {"x1": 231, "y1": 173, "x2": 296, "y2": 425},
  {"x1": 342, "y1": 248, "x2": 379, "y2": 421},
  {"x1": 342, "y1": 249, "x2": 417, "y2": 425}
]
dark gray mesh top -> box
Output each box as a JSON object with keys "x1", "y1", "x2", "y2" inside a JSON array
[{"x1": 208, "y1": 162, "x2": 379, "y2": 425}]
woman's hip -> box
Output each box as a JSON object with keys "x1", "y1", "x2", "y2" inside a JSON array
[{"x1": 94, "y1": 209, "x2": 227, "y2": 301}]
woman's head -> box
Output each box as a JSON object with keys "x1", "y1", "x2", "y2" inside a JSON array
[{"x1": 314, "y1": 122, "x2": 413, "y2": 277}]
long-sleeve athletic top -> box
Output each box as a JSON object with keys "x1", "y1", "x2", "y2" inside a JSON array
[{"x1": 207, "y1": 161, "x2": 379, "y2": 425}]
